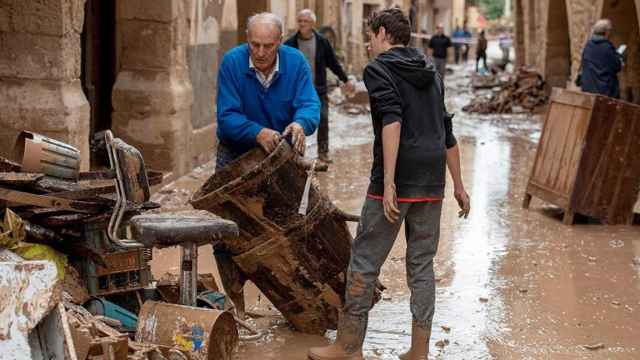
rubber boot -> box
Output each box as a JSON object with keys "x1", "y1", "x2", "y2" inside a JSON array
[
  {"x1": 308, "y1": 314, "x2": 366, "y2": 360},
  {"x1": 398, "y1": 321, "x2": 431, "y2": 360}
]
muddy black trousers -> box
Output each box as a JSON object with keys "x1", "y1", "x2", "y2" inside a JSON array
[
  {"x1": 342, "y1": 198, "x2": 442, "y2": 346},
  {"x1": 317, "y1": 94, "x2": 330, "y2": 155}
]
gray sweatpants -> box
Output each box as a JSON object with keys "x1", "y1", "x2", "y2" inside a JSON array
[{"x1": 342, "y1": 198, "x2": 442, "y2": 344}]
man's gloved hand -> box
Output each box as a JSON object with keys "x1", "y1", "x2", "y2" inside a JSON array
[
  {"x1": 256, "y1": 128, "x2": 281, "y2": 153},
  {"x1": 283, "y1": 122, "x2": 306, "y2": 155}
]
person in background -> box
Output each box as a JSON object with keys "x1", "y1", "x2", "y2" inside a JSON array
[
  {"x1": 452, "y1": 26, "x2": 465, "y2": 64},
  {"x1": 214, "y1": 12, "x2": 320, "y2": 318},
  {"x1": 462, "y1": 24, "x2": 472, "y2": 63},
  {"x1": 285, "y1": 9, "x2": 355, "y2": 165},
  {"x1": 499, "y1": 31, "x2": 512, "y2": 64},
  {"x1": 428, "y1": 24, "x2": 452, "y2": 79},
  {"x1": 476, "y1": 30, "x2": 488, "y2": 73},
  {"x1": 580, "y1": 19, "x2": 623, "y2": 99},
  {"x1": 307, "y1": 8, "x2": 470, "y2": 360}
]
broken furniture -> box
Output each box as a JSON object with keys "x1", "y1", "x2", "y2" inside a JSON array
[
  {"x1": 191, "y1": 141, "x2": 380, "y2": 335},
  {"x1": 130, "y1": 212, "x2": 238, "y2": 306},
  {"x1": 523, "y1": 88, "x2": 640, "y2": 224}
]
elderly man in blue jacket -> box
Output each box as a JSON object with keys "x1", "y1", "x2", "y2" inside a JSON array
[
  {"x1": 580, "y1": 19, "x2": 623, "y2": 99},
  {"x1": 214, "y1": 12, "x2": 320, "y2": 317}
]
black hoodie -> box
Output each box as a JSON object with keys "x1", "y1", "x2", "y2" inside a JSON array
[{"x1": 364, "y1": 46, "x2": 456, "y2": 199}]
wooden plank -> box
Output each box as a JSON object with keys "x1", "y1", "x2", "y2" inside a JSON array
[
  {"x1": 550, "y1": 87, "x2": 596, "y2": 109},
  {"x1": 0, "y1": 187, "x2": 103, "y2": 213},
  {"x1": 526, "y1": 182, "x2": 570, "y2": 209}
]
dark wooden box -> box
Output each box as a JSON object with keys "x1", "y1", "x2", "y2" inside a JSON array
[{"x1": 523, "y1": 88, "x2": 640, "y2": 225}]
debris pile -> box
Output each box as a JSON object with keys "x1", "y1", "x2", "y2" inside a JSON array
[
  {"x1": 0, "y1": 130, "x2": 242, "y2": 359},
  {"x1": 463, "y1": 68, "x2": 549, "y2": 114}
]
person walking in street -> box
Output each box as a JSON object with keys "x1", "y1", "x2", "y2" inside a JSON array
[
  {"x1": 499, "y1": 31, "x2": 512, "y2": 64},
  {"x1": 428, "y1": 24, "x2": 452, "y2": 79},
  {"x1": 285, "y1": 9, "x2": 355, "y2": 165},
  {"x1": 580, "y1": 19, "x2": 623, "y2": 99},
  {"x1": 307, "y1": 8, "x2": 470, "y2": 360},
  {"x1": 452, "y1": 26, "x2": 464, "y2": 64},
  {"x1": 215, "y1": 12, "x2": 320, "y2": 318},
  {"x1": 476, "y1": 30, "x2": 488, "y2": 73},
  {"x1": 462, "y1": 24, "x2": 472, "y2": 63}
]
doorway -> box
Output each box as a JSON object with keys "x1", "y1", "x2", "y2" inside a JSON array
[
  {"x1": 237, "y1": 0, "x2": 269, "y2": 44},
  {"x1": 81, "y1": 0, "x2": 117, "y2": 166},
  {"x1": 601, "y1": 0, "x2": 640, "y2": 104}
]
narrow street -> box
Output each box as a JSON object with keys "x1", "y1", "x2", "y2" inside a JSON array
[{"x1": 151, "y1": 64, "x2": 640, "y2": 359}]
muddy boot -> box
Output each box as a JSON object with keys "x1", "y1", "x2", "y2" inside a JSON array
[
  {"x1": 308, "y1": 314, "x2": 366, "y2": 360},
  {"x1": 318, "y1": 152, "x2": 333, "y2": 164},
  {"x1": 398, "y1": 321, "x2": 431, "y2": 360}
]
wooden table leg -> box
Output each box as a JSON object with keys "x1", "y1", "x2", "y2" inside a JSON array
[
  {"x1": 563, "y1": 210, "x2": 575, "y2": 225},
  {"x1": 522, "y1": 193, "x2": 533, "y2": 209}
]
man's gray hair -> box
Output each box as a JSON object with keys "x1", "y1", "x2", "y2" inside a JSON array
[
  {"x1": 592, "y1": 19, "x2": 612, "y2": 36},
  {"x1": 298, "y1": 9, "x2": 317, "y2": 23},
  {"x1": 247, "y1": 12, "x2": 284, "y2": 37}
]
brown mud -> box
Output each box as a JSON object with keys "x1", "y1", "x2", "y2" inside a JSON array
[{"x1": 151, "y1": 64, "x2": 640, "y2": 359}]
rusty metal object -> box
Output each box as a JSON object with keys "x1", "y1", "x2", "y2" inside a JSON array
[
  {"x1": 14, "y1": 131, "x2": 81, "y2": 180},
  {"x1": 136, "y1": 301, "x2": 238, "y2": 360},
  {"x1": 191, "y1": 141, "x2": 378, "y2": 334}
]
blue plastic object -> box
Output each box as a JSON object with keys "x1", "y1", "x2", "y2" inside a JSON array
[{"x1": 86, "y1": 298, "x2": 138, "y2": 332}]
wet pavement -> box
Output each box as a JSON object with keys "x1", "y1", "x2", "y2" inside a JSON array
[{"x1": 151, "y1": 63, "x2": 640, "y2": 359}]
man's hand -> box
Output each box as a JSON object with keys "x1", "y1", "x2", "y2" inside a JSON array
[
  {"x1": 341, "y1": 80, "x2": 355, "y2": 95},
  {"x1": 282, "y1": 122, "x2": 306, "y2": 155},
  {"x1": 256, "y1": 128, "x2": 281, "y2": 153},
  {"x1": 454, "y1": 187, "x2": 470, "y2": 219},
  {"x1": 383, "y1": 183, "x2": 400, "y2": 223}
]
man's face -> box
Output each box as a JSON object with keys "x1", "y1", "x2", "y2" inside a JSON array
[
  {"x1": 248, "y1": 23, "x2": 281, "y2": 73},
  {"x1": 367, "y1": 26, "x2": 387, "y2": 58},
  {"x1": 297, "y1": 14, "x2": 315, "y2": 35},
  {"x1": 436, "y1": 25, "x2": 444, "y2": 35}
]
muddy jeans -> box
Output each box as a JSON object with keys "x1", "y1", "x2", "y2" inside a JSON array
[
  {"x1": 342, "y1": 198, "x2": 442, "y2": 347},
  {"x1": 317, "y1": 94, "x2": 330, "y2": 155}
]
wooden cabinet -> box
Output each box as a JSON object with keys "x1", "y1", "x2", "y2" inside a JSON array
[{"x1": 523, "y1": 88, "x2": 640, "y2": 225}]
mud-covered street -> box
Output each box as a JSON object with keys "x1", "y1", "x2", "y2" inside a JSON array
[{"x1": 151, "y1": 64, "x2": 640, "y2": 360}]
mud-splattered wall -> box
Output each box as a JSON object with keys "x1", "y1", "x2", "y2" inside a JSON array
[
  {"x1": 186, "y1": 0, "x2": 238, "y2": 167},
  {"x1": 0, "y1": 0, "x2": 90, "y2": 170}
]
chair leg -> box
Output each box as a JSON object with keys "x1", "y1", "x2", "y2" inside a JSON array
[
  {"x1": 522, "y1": 193, "x2": 532, "y2": 209},
  {"x1": 180, "y1": 242, "x2": 198, "y2": 306}
]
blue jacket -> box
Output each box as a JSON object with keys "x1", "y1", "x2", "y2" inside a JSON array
[
  {"x1": 216, "y1": 44, "x2": 320, "y2": 154},
  {"x1": 580, "y1": 36, "x2": 622, "y2": 99}
]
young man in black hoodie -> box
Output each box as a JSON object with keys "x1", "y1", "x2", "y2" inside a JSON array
[{"x1": 308, "y1": 8, "x2": 470, "y2": 360}]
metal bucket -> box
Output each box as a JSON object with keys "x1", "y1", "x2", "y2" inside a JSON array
[
  {"x1": 191, "y1": 142, "x2": 368, "y2": 334},
  {"x1": 136, "y1": 301, "x2": 238, "y2": 360},
  {"x1": 13, "y1": 131, "x2": 80, "y2": 180}
]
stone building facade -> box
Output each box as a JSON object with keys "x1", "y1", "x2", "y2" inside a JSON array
[
  {"x1": 514, "y1": 0, "x2": 640, "y2": 104},
  {"x1": 0, "y1": 0, "x2": 468, "y2": 178},
  {"x1": 1, "y1": 0, "x2": 240, "y2": 178}
]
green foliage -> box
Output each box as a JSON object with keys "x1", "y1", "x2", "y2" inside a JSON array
[{"x1": 479, "y1": 0, "x2": 505, "y2": 20}]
